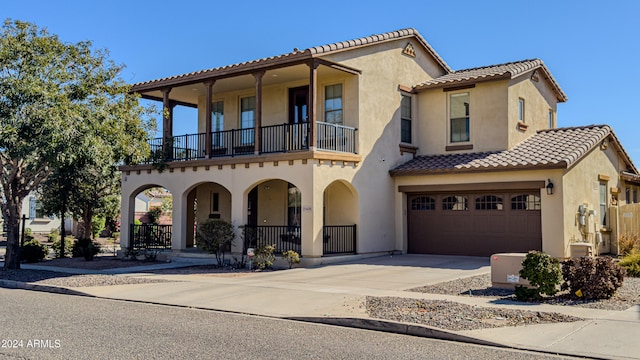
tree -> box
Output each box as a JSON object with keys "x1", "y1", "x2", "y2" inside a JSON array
[{"x1": 0, "y1": 19, "x2": 154, "y2": 268}]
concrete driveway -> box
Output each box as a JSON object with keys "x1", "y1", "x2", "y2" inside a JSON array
[{"x1": 70, "y1": 254, "x2": 490, "y2": 318}]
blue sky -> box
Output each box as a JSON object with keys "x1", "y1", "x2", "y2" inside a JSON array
[{"x1": 3, "y1": 1, "x2": 640, "y2": 163}]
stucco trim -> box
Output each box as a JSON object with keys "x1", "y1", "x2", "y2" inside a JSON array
[{"x1": 398, "y1": 180, "x2": 545, "y2": 193}]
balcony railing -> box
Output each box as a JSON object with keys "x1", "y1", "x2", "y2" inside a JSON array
[{"x1": 145, "y1": 122, "x2": 357, "y2": 163}]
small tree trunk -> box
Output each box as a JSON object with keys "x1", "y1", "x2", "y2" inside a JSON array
[
  {"x1": 83, "y1": 207, "x2": 94, "y2": 240},
  {"x1": 3, "y1": 202, "x2": 23, "y2": 270},
  {"x1": 59, "y1": 210, "x2": 66, "y2": 258}
]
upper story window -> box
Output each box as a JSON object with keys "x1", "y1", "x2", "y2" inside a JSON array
[
  {"x1": 450, "y1": 92, "x2": 470, "y2": 143},
  {"x1": 548, "y1": 110, "x2": 554, "y2": 128},
  {"x1": 518, "y1": 98, "x2": 525, "y2": 122},
  {"x1": 240, "y1": 96, "x2": 255, "y2": 129},
  {"x1": 324, "y1": 84, "x2": 343, "y2": 124},
  {"x1": 401, "y1": 95, "x2": 412, "y2": 143},
  {"x1": 212, "y1": 101, "x2": 224, "y2": 132},
  {"x1": 626, "y1": 187, "x2": 631, "y2": 204}
]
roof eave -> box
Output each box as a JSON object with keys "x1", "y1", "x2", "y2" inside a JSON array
[{"x1": 389, "y1": 162, "x2": 568, "y2": 176}]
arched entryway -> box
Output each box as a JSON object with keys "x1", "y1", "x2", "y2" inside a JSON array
[
  {"x1": 125, "y1": 185, "x2": 174, "y2": 251},
  {"x1": 323, "y1": 180, "x2": 358, "y2": 255},
  {"x1": 184, "y1": 182, "x2": 232, "y2": 249},
  {"x1": 243, "y1": 179, "x2": 302, "y2": 255}
]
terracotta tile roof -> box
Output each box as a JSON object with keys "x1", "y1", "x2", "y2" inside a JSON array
[
  {"x1": 131, "y1": 28, "x2": 450, "y2": 92},
  {"x1": 413, "y1": 59, "x2": 567, "y2": 102},
  {"x1": 390, "y1": 125, "x2": 613, "y2": 176}
]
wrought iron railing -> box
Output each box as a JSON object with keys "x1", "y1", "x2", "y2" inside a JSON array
[
  {"x1": 323, "y1": 225, "x2": 357, "y2": 255},
  {"x1": 144, "y1": 122, "x2": 357, "y2": 164},
  {"x1": 316, "y1": 122, "x2": 357, "y2": 153},
  {"x1": 243, "y1": 225, "x2": 301, "y2": 254},
  {"x1": 130, "y1": 224, "x2": 172, "y2": 250}
]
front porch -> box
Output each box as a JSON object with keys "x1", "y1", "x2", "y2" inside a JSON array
[{"x1": 123, "y1": 178, "x2": 360, "y2": 259}]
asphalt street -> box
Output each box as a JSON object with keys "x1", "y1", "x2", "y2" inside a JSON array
[{"x1": 0, "y1": 288, "x2": 577, "y2": 360}]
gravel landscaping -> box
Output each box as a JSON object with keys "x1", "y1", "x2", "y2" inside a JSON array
[
  {"x1": 409, "y1": 273, "x2": 640, "y2": 311},
  {"x1": 0, "y1": 269, "x2": 171, "y2": 287},
  {"x1": 366, "y1": 297, "x2": 583, "y2": 331}
]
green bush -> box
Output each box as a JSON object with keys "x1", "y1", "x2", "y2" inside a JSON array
[
  {"x1": 282, "y1": 250, "x2": 300, "y2": 269},
  {"x1": 20, "y1": 239, "x2": 47, "y2": 263},
  {"x1": 72, "y1": 238, "x2": 101, "y2": 260},
  {"x1": 618, "y1": 253, "x2": 640, "y2": 277},
  {"x1": 24, "y1": 227, "x2": 33, "y2": 237},
  {"x1": 134, "y1": 219, "x2": 142, "y2": 226},
  {"x1": 561, "y1": 257, "x2": 625, "y2": 299},
  {"x1": 515, "y1": 251, "x2": 562, "y2": 301},
  {"x1": 52, "y1": 236, "x2": 74, "y2": 258},
  {"x1": 92, "y1": 216, "x2": 106, "y2": 239},
  {"x1": 196, "y1": 219, "x2": 235, "y2": 267},
  {"x1": 47, "y1": 228, "x2": 60, "y2": 243},
  {"x1": 147, "y1": 207, "x2": 162, "y2": 224},
  {"x1": 255, "y1": 244, "x2": 276, "y2": 270}
]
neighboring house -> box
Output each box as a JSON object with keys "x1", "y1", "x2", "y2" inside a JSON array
[
  {"x1": 21, "y1": 194, "x2": 61, "y2": 234},
  {"x1": 119, "y1": 28, "x2": 639, "y2": 260},
  {"x1": 134, "y1": 189, "x2": 172, "y2": 224}
]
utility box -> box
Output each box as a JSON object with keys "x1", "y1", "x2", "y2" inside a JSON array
[{"x1": 490, "y1": 253, "x2": 531, "y2": 290}]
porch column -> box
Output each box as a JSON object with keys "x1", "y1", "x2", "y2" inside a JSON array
[
  {"x1": 162, "y1": 88, "x2": 174, "y2": 160},
  {"x1": 230, "y1": 189, "x2": 246, "y2": 255},
  {"x1": 120, "y1": 190, "x2": 133, "y2": 250},
  {"x1": 204, "y1": 80, "x2": 215, "y2": 158},
  {"x1": 171, "y1": 191, "x2": 188, "y2": 251},
  {"x1": 301, "y1": 183, "x2": 324, "y2": 257},
  {"x1": 253, "y1": 71, "x2": 265, "y2": 154},
  {"x1": 308, "y1": 60, "x2": 318, "y2": 150}
]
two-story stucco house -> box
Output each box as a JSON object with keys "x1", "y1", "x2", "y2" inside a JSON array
[{"x1": 119, "y1": 28, "x2": 640, "y2": 262}]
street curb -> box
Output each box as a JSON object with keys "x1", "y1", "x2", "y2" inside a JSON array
[
  {"x1": 287, "y1": 316, "x2": 503, "y2": 347},
  {"x1": 0, "y1": 280, "x2": 609, "y2": 360},
  {"x1": 0, "y1": 279, "x2": 93, "y2": 297}
]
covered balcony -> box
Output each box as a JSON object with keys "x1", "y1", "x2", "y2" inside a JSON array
[
  {"x1": 130, "y1": 54, "x2": 362, "y2": 166},
  {"x1": 146, "y1": 121, "x2": 357, "y2": 163}
]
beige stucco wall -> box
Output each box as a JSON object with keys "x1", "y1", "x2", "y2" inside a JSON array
[
  {"x1": 507, "y1": 74, "x2": 559, "y2": 147},
  {"x1": 20, "y1": 195, "x2": 61, "y2": 234},
  {"x1": 416, "y1": 81, "x2": 509, "y2": 155},
  {"x1": 562, "y1": 141, "x2": 624, "y2": 255}
]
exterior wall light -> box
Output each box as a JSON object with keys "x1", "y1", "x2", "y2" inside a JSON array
[{"x1": 546, "y1": 179, "x2": 554, "y2": 195}]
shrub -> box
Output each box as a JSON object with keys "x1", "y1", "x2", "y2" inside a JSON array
[
  {"x1": 92, "y1": 216, "x2": 106, "y2": 239},
  {"x1": 196, "y1": 219, "x2": 235, "y2": 267},
  {"x1": 618, "y1": 233, "x2": 640, "y2": 255},
  {"x1": 72, "y1": 238, "x2": 101, "y2": 261},
  {"x1": 134, "y1": 219, "x2": 142, "y2": 226},
  {"x1": 47, "y1": 228, "x2": 60, "y2": 243},
  {"x1": 619, "y1": 253, "x2": 640, "y2": 277},
  {"x1": 24, "y1": 227, "x2": 33, "y2": 237},
  {"x1": 561, "y1": 257, "x2": 625, "y2": 300},
  {"x1": 20, "y1": 239, "x2": 47, "y2": 263},
  {"x1": 147, "y1": 207, "x2": 163, "y2": 224},
  {"x1": 52, "y1": 236, "x2": 74, "y2": 258},
  {"x1": 282, "y1": 250, "x2": 300, "y2": 269},
  {"x1": 254, "y1": 244, "x2": 276, "y2": 270},
  {"x1": 515, "y1": 251, "x2": 562, "y2": 301}
]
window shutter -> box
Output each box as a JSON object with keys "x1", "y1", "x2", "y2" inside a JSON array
[{"x1": 29, "y1": 197, "x2": 36, "y2": 219}]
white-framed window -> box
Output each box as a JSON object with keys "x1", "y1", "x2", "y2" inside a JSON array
[
  {"x1": 518, "y1": 98, "x2": 525, "y2": 122},
  {"x1": 212, "y1": 101, "x2": 224, "y2": 147},
  {"x1": 240, "y1": 96, "x2": 255, "y2": 144},
  {"x1": 599, "y1": 182, "x2": 608, "y2": 226},
  {"x1": 324, "y1": 84, "x2": 343, "y2": 124},
  {"x1": 548, "y1": 110, "x2": 554, "y2": 128},
  {"x1": 401, "y1": 95, "x2": 412, "y2": 143},
  {"x1": 450, "y1": 92, "x2": 470, "y2": 143}
]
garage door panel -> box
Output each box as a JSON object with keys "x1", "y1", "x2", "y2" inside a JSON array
[{"x1": 408, "y1": 192, "x2": 541, "y2": 256}]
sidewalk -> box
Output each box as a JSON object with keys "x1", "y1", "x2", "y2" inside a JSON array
[{"x1": 2, "y1": 254, "x2": 639, "y2": 359}]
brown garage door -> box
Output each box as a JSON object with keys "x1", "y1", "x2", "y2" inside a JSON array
[{"x1": 407, "y1": 192, "x2": 542, "y2": 256}]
